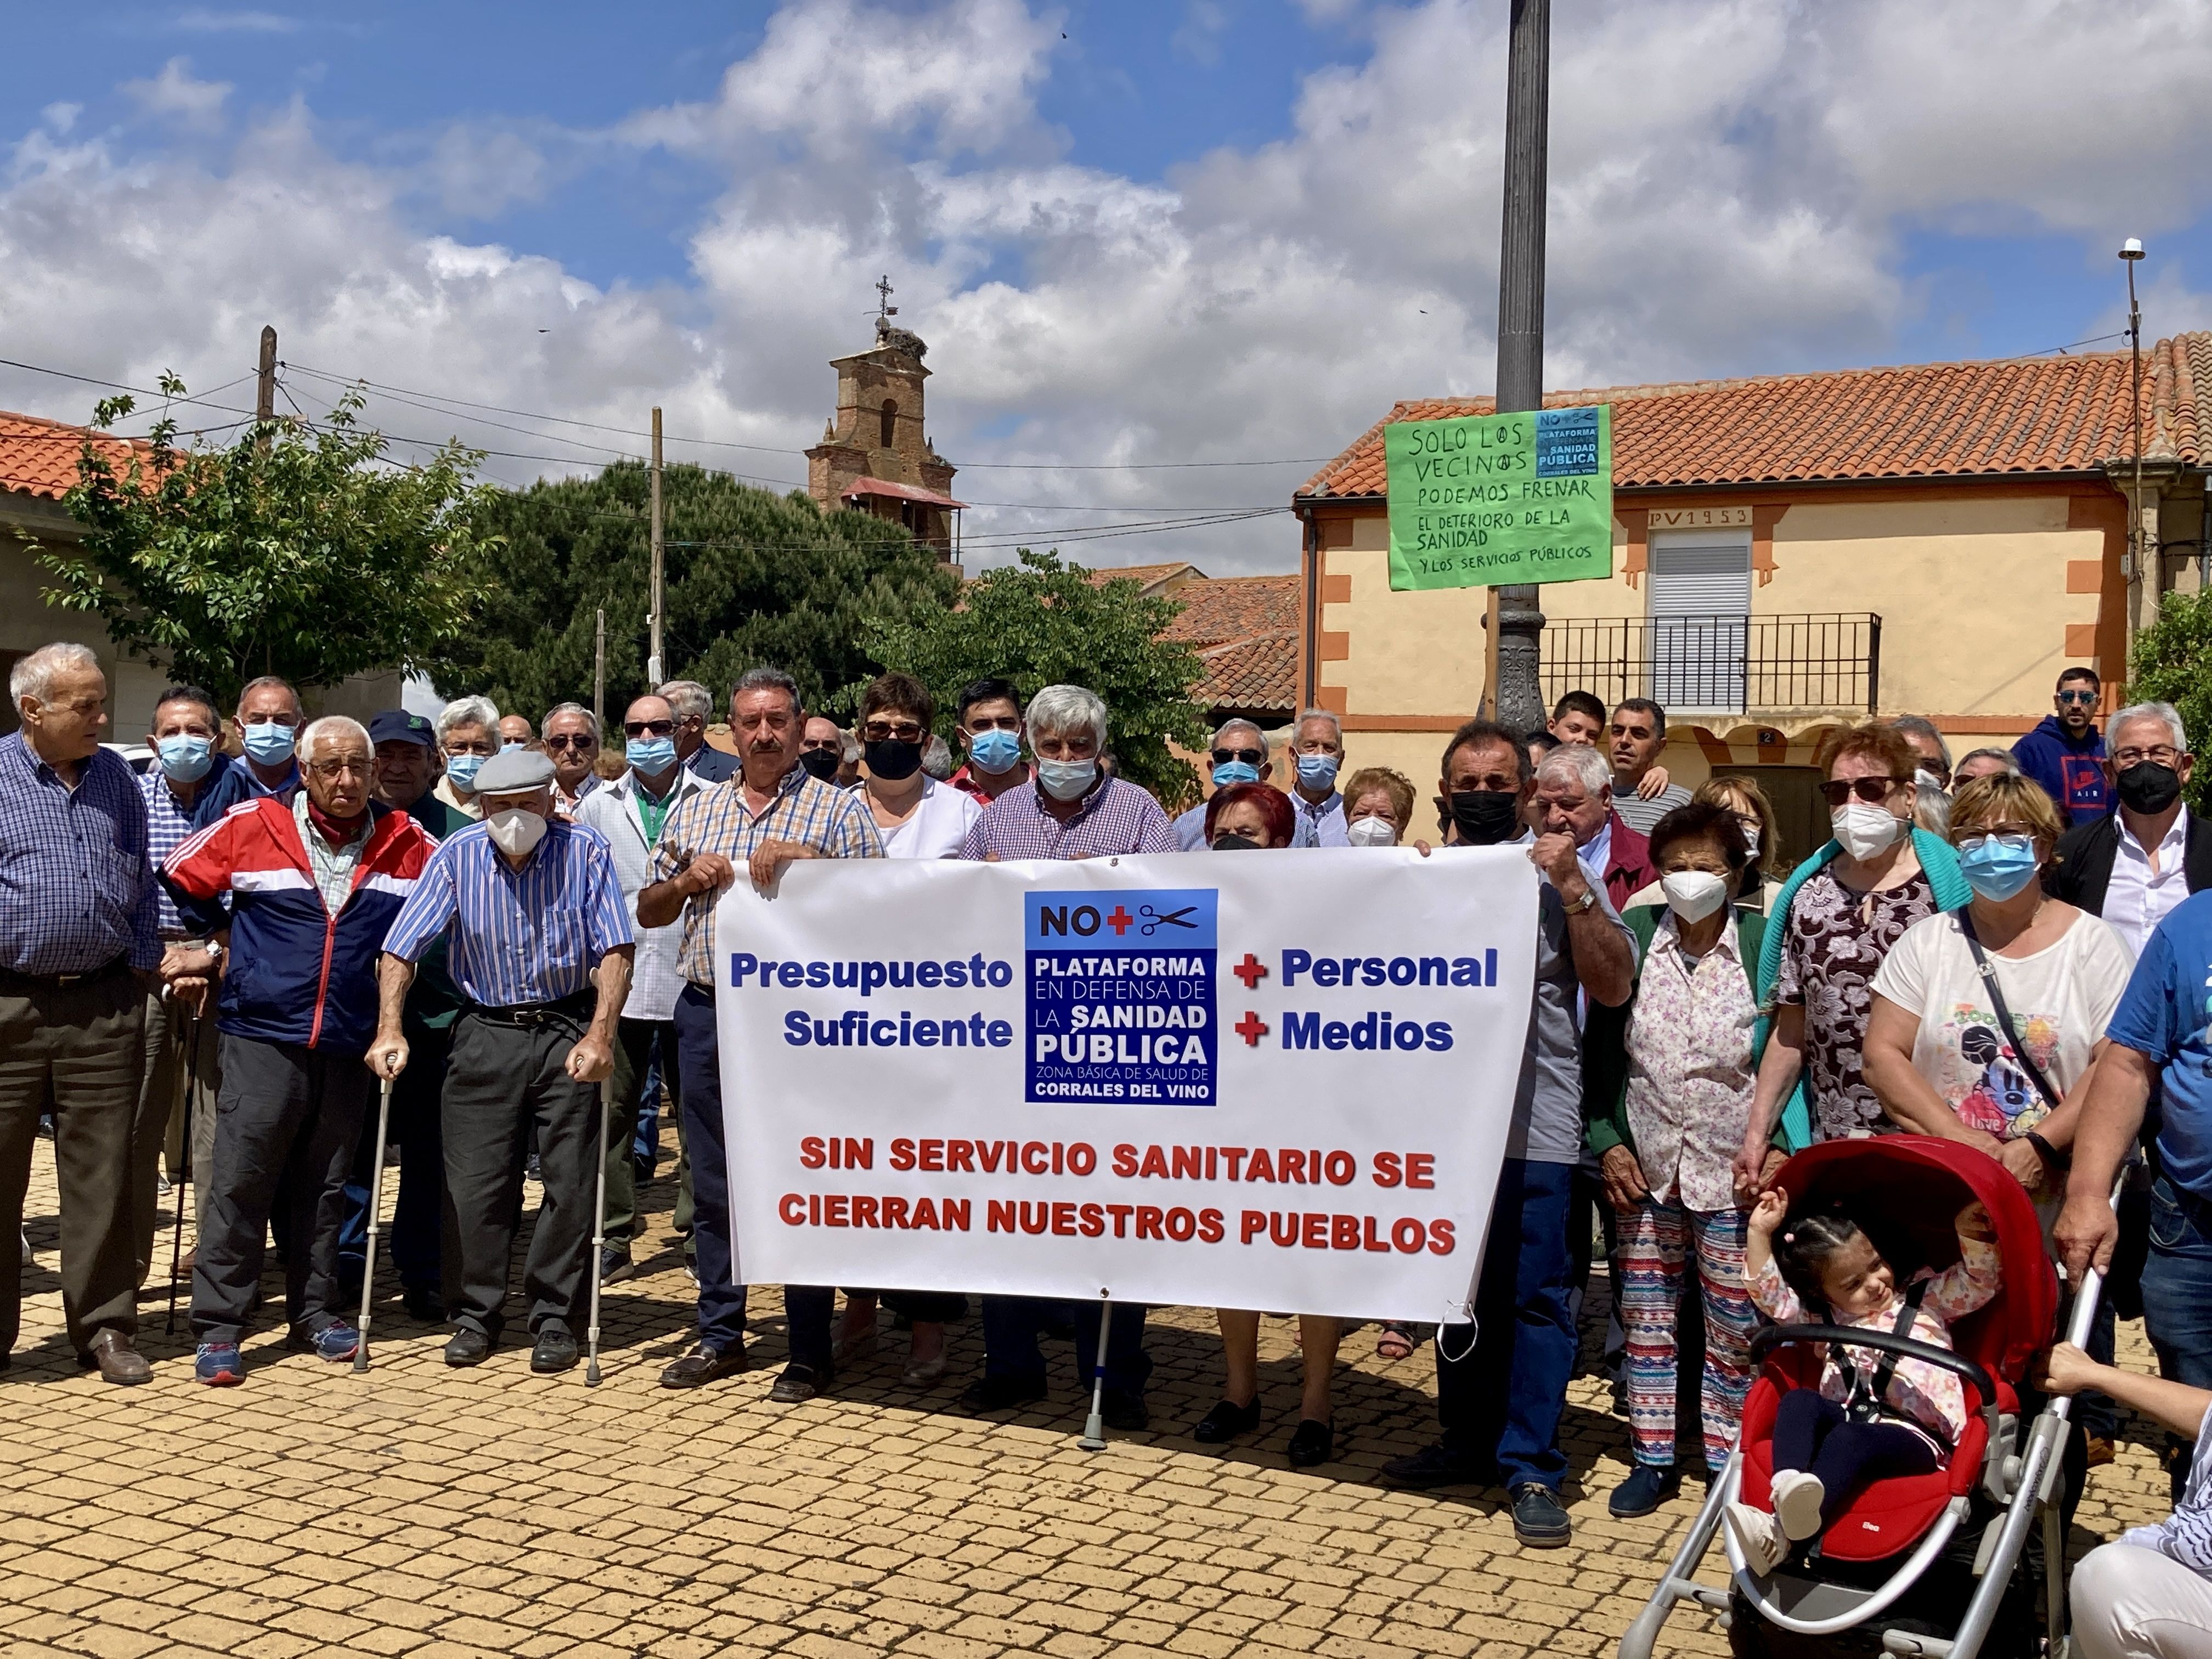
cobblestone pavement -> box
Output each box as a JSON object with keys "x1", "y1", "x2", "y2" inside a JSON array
[{"x1": 1, "y1": 1134, "x2": 2179, "y2": 1659}]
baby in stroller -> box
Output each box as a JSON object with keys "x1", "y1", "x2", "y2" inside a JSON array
[{"x1": 1725, "y1": 1187, "x2": 2003, "y2": 1573}]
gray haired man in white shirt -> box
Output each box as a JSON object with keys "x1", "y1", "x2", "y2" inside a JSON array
[{"x1": 2047, "y1": 701, "x2": 2212, "y2": 959}]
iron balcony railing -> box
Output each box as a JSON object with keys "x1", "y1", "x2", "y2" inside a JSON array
[{"x1": 1538, "y1": 612, "x2": 1881, "y2": 718}]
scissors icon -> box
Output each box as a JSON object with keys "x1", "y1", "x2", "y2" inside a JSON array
[{"x1": 1138, "y1": 905, "x2": 1197, "y2": 935}]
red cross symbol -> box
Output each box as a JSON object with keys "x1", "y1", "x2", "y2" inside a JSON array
[
  {"x1": 1234, "y1": 1011, "x2": 1269, "y2": 1046},
  {"x1": 1105, "y1": 905, "x2": 1135, "y2": 936},
  {"x1": 1231, "y1": 952, "x2": 1268, "y2": 990}
]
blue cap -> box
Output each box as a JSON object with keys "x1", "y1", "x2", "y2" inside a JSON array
[{"x1": 369, "y1": 710, "x2": 436, "y2": 748}]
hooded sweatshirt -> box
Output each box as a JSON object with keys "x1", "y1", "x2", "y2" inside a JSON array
[{"x1": 2012, "y1": 714, "x2": 2111, "y2": 826}]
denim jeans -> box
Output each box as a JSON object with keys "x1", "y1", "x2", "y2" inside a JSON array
[
  {"x1": 2141, "y1": 1176, "x2": 2212, "y2": 1498},
  {"x1": 1437, "y1": 1157, "x2": 1577, "y2": 1491},
  {"x1": 675, "y1": 985, "x2": 748, "y2": 1353}
]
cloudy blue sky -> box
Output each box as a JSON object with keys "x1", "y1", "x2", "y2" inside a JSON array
[{"x1": 3, "y1": 0, "x2": 2210, "y2": 574}]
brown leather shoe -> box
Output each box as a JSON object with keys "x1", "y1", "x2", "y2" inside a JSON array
[
  {"x1": 83, "y1": 1329, "x2": 152, "y2": 1386},
  {"x1": 658, "y1": 1341, "x2": 746, "y2": 1389}
]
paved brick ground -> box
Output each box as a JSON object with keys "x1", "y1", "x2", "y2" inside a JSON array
[{"x1": 0, "y1": 1135, "x2": 2180, "y2": 1658}]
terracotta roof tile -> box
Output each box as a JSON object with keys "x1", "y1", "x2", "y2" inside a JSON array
[
  {"x1": 1297, "y1": 333, "x2": 2211, "y2": 500},
  {"x1": 1163, "y1": 573, "x2": 1302, "y2": 647},
  {"x1": 0, "y1": 410, "x2": 153, "y2": 503},
  {"x1": 1192, "y1": 630, "x2": 1297, "y2": 716},
  {"x1": 1086, "y1": 560, "x2": 1199, "y2": 592}
]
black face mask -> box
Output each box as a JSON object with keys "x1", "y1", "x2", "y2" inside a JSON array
[
  {"x1": 1448, "y1": 788, "x2": 1523, "y2": 847},
  {"x1": 2118, "y1": 760, "x2": 2184, "y2": 815},
  {"x1": 798, "y1": 748, "x2": 841, "y2": 782},
  {"x1": 864, "y1": 738, "x2": 923, "y2": 782},
  {"x1": 1211, "y1": 831, "x2": 1263, "y2": 851}
]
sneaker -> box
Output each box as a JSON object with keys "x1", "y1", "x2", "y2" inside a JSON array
[
  {"x1": 300, "y1": 1322, "x2": 359, "y2": 1362},
  {"x1": 1607, "y1": 1464, "x2": 1681, "y2": 1519},
  {"x1": 1769, "y1": 1470, "x2": 1826, "y2": 1542},
  {"x1": 1725, "y1": 1502, "x2": 1788, "y2": 1575},
  {"x1": 600, "y1": 1246, "x2": 634, "y2": 1285},
  {"x1": 195, "y1": 1342, "x2": 244, "y2": 1386},
  {"x1": 1510, "y1": 1483, "x2": 1571, "y2": 1548},
  {"x1": 1379, "y1": 1442, "x2": 1493, "y2": 1490},
  {"x1": 958, "y1": 1373, "x2": 1048, "y2": 1414}
]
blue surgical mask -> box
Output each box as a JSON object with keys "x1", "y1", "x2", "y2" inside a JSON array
[
  {"x1": 1296, "y1": 753, "x2": 1340, "y2": 792},
  {"x1": 241, "y1": 720, "x2": 296, "y2": 766},
  {"x1": 501, "y1": 740, "x2": 525, "y2": 753},
  {"x1": 445, "y1": 752, "x2": 485, "y2": 792},
  {"x1": 1211, "y1": 759, "x2": 1261, "y2": 788},
  {"x1": 1035, "y1": 757, "x2": 1098, "y2": 802},
  {"x1": 156, "y1": 734, "x2": 213, "y2": 783},
  {"x1": 627, "y1": 735, "x2": 678, "y2": 776},
  {"x1": 967, "y1": 727, "x2": 1022, "y2": 774},
  {"x1": 1956, "y1": 832, "x2": 2041, "y2": 901}
]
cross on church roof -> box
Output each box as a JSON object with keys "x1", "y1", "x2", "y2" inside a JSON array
[{"x1": 876, "y1": 274, "x2": 898, "y2": 320}]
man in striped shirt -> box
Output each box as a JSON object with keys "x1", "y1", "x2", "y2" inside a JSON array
[
  {"x1": 638, "y1": 665, "x2": 883, "y2": 1395},
  {"x1": 376, "y1": 747, "x2": 635, "y2": 1374}
]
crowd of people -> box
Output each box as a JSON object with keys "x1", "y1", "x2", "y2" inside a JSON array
[{"x1": 9, "y1": 637, "x2": 2212, "y2": 1642}]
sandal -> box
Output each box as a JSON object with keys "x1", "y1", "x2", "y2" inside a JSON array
[{"x1": 1376, "y1": 1322, "x2": 1417, "y2": 1361}]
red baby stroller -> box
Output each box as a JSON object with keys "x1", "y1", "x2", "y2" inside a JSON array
[{"x1": 1620, "y1": 1136, "x2": 2093, "y2": 1659}]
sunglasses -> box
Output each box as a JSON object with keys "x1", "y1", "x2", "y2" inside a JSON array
[
  {"x1": 2057, "y1": 690, "x2": 2098, "y2": 707},
  {"x1": 1819, "y1": 776, "x2": 1908, "y2": 806},
  {"x1": 862, "y1": 721, "x2": 926, "y2": 743},
  {"x1": 1211, "y1": 747, "x2": 1265, "y2": 767},
  {"x1": 623, "y1": 719, "x2": 675, "y2": 738},
  {"x1": 543, "y1": 735, "x2": 595, "y2": 752}
]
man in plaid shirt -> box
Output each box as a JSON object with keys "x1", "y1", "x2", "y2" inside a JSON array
[
  {"x1": 638, "y1": 666, "x2": 882, "y2": 1395},
  {"x1": 957, "y1": 684, "x2": 1174, "y2": 1430}
]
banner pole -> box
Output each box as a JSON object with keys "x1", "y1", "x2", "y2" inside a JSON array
[{"x1": 1077, "y1": 1292, "x2": 1112, "y2": 1451}]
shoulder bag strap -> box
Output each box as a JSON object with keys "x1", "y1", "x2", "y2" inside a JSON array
[{"x1": 1956, "y1": 909, "x2": 2064, "y2": 1116}]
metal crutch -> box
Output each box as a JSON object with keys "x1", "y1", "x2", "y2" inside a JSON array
[
  {"x1": 352, "y1": 1074, "x2": 395, "y2": 1373},
  {"x1": 164, "y1": 1002, "x2": 198, "y2": 1336},
  {"x1": 586, "y1": 1079, "x2": 611, "y2": 1386},
  {"x1": 1078, "y1": 1291, "x2": 1113, "y2": 1451}
]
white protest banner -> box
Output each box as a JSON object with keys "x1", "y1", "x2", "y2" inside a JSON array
[{"x1": 714, "y1": 846, "x2": 1536, "y2": 1324}]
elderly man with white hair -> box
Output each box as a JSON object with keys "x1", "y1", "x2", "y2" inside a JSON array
[
  {"x1": 2047, "y1": 700, "x2": 2212, "y2": 961},
  {"x1": 432, "y1": 694, "x2": 501, "y2": 821},
  {"x1": 1526, "y1": 741, "x2": 1657, "y2": 915},
  {"x1": 162, "y1": 714, "x2": 442, "y2": 1385},
  {"x1": 959, "y1": 684, "x2": 1175, "y2": 1429},
  {"x1": 0, "y1": 641, "x2": 161, "y2": 1383},
  {"x1": 658, "y1": 678, "x2": 741, "y2": 785},
  {"x1": 376, "y1": 747, "x2": 634, "y2": 1374}
]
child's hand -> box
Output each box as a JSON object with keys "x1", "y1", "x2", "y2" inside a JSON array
[
  {"x1": 2031, "y1": 1342, "x2": 2101, "y2": 1398},
  {"x1": 1955, "y1": 1200, "x2": 1996, "y2": 1242},
  {"x1": 1750, "y1": 1187, "x2": 1788, "y2": 1237}
]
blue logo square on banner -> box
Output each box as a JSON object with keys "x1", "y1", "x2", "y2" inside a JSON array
[
  {"x1": 1534, "y1": 405, "x2": 1601, "y2": 477},
  {"x1": 1024, "y1": 889, "x2": 1217, "y2": 1104}
]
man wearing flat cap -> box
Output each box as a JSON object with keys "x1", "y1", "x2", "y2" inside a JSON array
[{"x1": 373, "y1": 746, "x2": 635, "y2": 1373}]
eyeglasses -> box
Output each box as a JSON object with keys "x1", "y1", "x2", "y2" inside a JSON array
[
  {"x1": 2113, "y1": 744, "x2": 2184, "y2": 768},
  {"x1": 1211, "y1": 747, "x2": 1265, "y2": 767},
  {"x1": 622, "y1": 719, "x2": 675, "y2": 738},
  {"x1": 1819, "y1": 776, "x2": 1908, "y2": 806},
  {"x1": 1958, "y1": 831, "x2": 2038, "y2": 857},
  {"x1": 543, "y1": 734, "x2": 595, "y2": 752},
  {"x1": 2057, "y1": 690, "x2": 2098, "y2": 707},
  {"x1": 307, "y1": 759, "x2": 369, "y2": 780},
  {"x1": 862, "y1": 720, "x2": 926, "y2": 743}
]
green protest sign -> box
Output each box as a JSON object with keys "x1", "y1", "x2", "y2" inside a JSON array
[{"x1": 1384, "y1": 405, "x2": 1613, "y2": 591}]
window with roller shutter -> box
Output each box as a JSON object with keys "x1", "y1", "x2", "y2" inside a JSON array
[{"x1": 1648, "y1": 531, "x2": 1752, "y2": 713}]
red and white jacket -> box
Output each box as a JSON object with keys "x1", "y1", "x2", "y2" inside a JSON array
[{"x1": 162, "y1": 798, "x2": 439, "y2": 1055}]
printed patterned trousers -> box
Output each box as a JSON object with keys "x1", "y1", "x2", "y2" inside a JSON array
[{"x1": 1618, "y1": 1200, "x2": 1756, "y2": 1472}]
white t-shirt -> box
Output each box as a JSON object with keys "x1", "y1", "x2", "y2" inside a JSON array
[
  {"x1": 1870, "y1": 907, "x2": 2132, "y2": 1143},
  {"x1": 876, "y1": 777, "x2": 983, "y2": 860}
]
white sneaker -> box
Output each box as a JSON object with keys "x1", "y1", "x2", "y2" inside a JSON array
[
  {"x1": 1770, "y1": 1470, "x2": 1827, "y2": 1542},
  {"x1": 1725, "y1": 1502, "x2": 1788, "y2": 1576}
]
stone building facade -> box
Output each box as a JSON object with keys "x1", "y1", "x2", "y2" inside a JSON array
[{"x1": 805, "y1": 317, "x2": 964, "y2": 561}]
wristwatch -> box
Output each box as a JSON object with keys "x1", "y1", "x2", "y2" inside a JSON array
[{"x1": 1563, "y1": 885, "x2": 1598, "y2": 915}]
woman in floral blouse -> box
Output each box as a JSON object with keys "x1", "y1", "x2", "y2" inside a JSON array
[{"x1": 1584, "y1": 802, "x2": 1774, "y2": 1520}]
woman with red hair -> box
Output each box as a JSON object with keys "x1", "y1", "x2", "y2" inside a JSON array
[{"x1": 1201, "y1": 781, "x2": 1295, "y2": 851}]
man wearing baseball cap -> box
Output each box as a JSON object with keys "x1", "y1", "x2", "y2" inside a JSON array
[{"x1": 373, "y1": 747, "x2": 634, "y2": 1372}]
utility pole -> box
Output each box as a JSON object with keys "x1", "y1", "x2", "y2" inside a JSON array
[
  {"x1": 1488, "y1": 0, "x2": 1550, "y2": 735},
  {"x1": 593, "y1": 606, "x2": 606, "y2": 731},
  {"x1": 648, "y1": 407, "x2": 664, "y2": 687},
  {"x1": 254, "y1": 325, "x2": 278, "y2": 450},
  {"x1": 2121, "y1": 238, "x2": 2147, "y2": 658}
]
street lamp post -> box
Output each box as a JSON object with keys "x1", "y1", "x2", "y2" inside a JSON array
[
  {"x1": 2121, "y1": 238, "x2": 2146, "y2": 654},
  {"x1": 1489, "y1": 0, "x2": 1551, "y2": 735}
]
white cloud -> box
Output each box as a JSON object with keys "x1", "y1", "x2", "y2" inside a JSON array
[
  {"x1": 122, "y1": 58, "x2": 233, "y2": 131},
  {"x1": 173, "y1": 7, "x2": 301, "y2": 31},
  {"x1": 12, "y1": 0, "x2": 2212, "y2": 583}
]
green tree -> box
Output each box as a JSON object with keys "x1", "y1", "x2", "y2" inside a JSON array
[
  {"x1": 865, "y1": 548, "x2": 1208, "y2": 803},
  {"x1": 451, "y1": 461, "x2": 960, "y2": 721},
  {"x1": 2131, "y1": 588, "x2": 2212, "y2": 808},
  {"x1": 44, "y1": 379, "x2": 496, "y2": 710}
]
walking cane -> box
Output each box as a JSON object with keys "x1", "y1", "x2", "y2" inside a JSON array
[
  {"x1": 1078, "y1": 1292, "x2": 1113, "y2": 1451},
  {"x1": 164, "y1": 1001, "x2": 198, "y2": 1336},
  {"x1": 586, "y1": 1079, "x2": 611, "y2": 1386},
  {"x1": 352, "y1": 1072, "x2": 394, "y2": 1374}
]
